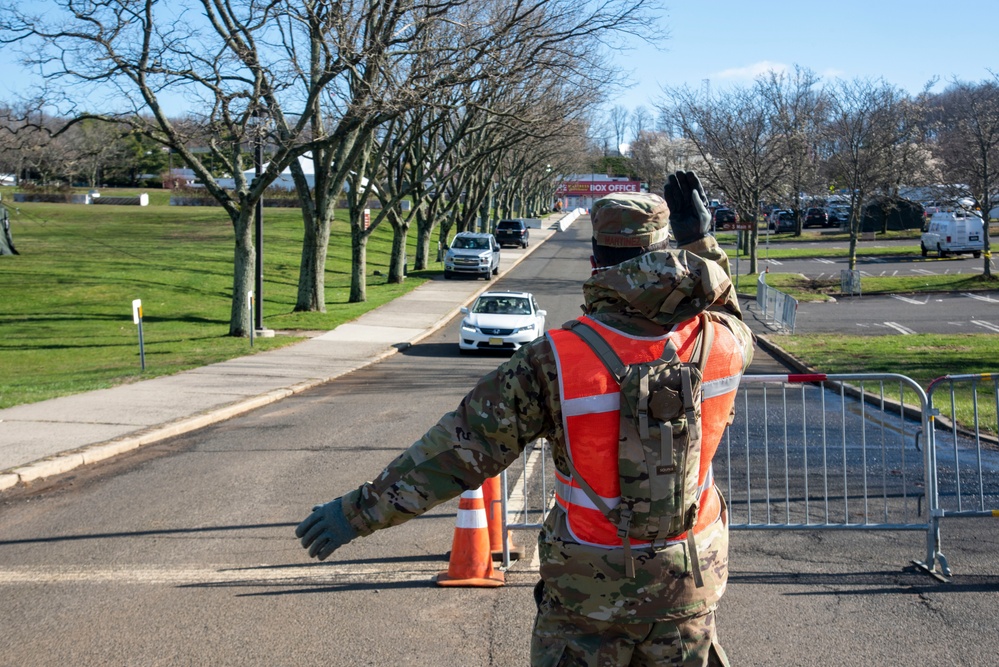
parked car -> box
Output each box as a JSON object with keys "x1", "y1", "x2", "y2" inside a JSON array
[
  {"x1": 768, "y1": 210, "x2": 795, "y2": 233},
  {"x1": 494, "y1": 219, "x2": 530, "y2": 248},
  {"x1": 803, "y1": 207, "x2": 829, "y2": 228},
  {"x1": 826, "y1": 206, "x2": 851, "y2": 226},
  {"x1": 921, "y1": 210, "x2": 984, "y2": 258},
  {"x1": 458, "y1": 291, "x2": 547, "y2": 352},
  {"x1": 444, "y1": 232, "x2": 501, "y2": 279},
  {"x1": 712, "y1": 207, "x2": 739, "y2": 231}
]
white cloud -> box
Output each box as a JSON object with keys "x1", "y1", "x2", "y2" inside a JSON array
[{"x1": 713, "y1": 61, "x2": 789, "y2": 82}]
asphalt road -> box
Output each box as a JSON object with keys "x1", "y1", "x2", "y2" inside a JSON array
[
  {"x1": 755, "y1": 253, "x2": 986, "y2": 279},
  {"x1": 1, "y1": 226, "x2": 998, "y2": 666}
]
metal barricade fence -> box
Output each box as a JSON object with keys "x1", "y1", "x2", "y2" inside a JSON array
[
  {"x1": 756, "y1": 272, "x2": 798, "y2": 333},
  {"x1": 721, "y1": 373, "x2": 929, "y2": 533},
  {"x1": 496, "y1": 372, "x2": 941, "y2": 574},
  {"x1": 499, "y1": 438, "x2": 551, "y2": 567},
  {"x1": 919, "y1": 373, "x2": 999, "y2": 577}
]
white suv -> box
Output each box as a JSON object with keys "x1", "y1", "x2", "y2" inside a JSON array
[{"x1": 444, "y1": 232, "x2": 501, "y2": 279}]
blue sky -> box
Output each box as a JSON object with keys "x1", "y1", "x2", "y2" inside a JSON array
[
  {"x1": 3, "y1": 0, "x2": 996, "y2": 119},
  {"x1": 608, "y1": 0, "x2": 998, "y2": 114}
]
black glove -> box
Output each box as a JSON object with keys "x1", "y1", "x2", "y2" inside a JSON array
[
  {"x1": 664, "y1": 170, "x2": 712, "y2": 246},
  {"x1": 296, "y1": 497, "x2": 358, "y2": 561}
]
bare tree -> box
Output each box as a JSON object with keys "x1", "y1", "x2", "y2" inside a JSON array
[
  {"x1": 609, "y1": 105, "x2": 630, "y2": 155},
  {"x1": 0, "y1": 0, "x2": 346, "y2": 335},
  {"x1": 661, "y1": 82, "x2": 789, "y2": 273},
  {"x1": 757, "y1": 67, "x2": 824, "y2": 235},
  {"x1": 628, "y1": 130, "x2": 702, "y2": 194},
  {"x1": 928, "y1": 77, "x2": 999, "y2": 278},
  {"x1": 822, "y1": 78, "x2": 917, "y2": 270},
  {"x1": 629, "y1": 105, "x2": 653, "y2": 144}
]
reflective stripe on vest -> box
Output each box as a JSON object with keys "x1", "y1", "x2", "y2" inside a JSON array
[{"x1": 547, "y1": 315, "x2": 744, "y2": 549}]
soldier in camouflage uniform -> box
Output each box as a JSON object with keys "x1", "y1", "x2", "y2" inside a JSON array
[{"x1": 297, "y1": 172, "x2": 755, "y2": 666}]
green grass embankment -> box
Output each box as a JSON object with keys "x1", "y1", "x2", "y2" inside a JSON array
[{"x1": 0, "y1": 191, "x2": 436, "y2": 408}]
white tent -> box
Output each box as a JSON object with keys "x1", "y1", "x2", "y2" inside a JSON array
[{"x1": 218, "y1": 153, "x2": 376, "y2": 193}]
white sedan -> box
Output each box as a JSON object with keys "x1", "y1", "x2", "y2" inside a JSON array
[{"x1": 458, "y1": 291, "x2": 547, "y2": 352}]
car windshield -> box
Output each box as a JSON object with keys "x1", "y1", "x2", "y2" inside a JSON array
[
  {"x1": 497, "y1": 221, "x2": 522, "y2": 230},
  {"x1": 452, "y1": 237, "x2": 490, "y2": 250},
  {"x1": 473, "y1": 296, "x2": 531, "y2": 315}
]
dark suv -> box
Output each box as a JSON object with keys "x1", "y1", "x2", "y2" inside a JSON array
[
  {"x1": 712, "y1": 207, "x2": 739, "y2": 231},
  {"x1": 768, "y1": 210, "x2": 796, "y2": 233},
  {"x1": 803, "y1": 207, "x2": 829, "y2": 228},
  {"x1": 494, "y1": 219, "x2": 530, "y2": 248}
]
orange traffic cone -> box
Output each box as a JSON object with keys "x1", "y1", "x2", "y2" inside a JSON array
[
  {"x1": 481, "y1": 475, "x2": 524, "y2": 562},
  {"x1": 435, "y1": 487, "x2": 505, "y2": 588}
]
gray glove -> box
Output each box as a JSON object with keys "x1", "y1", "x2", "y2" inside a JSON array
[
  {"x1": 296, "y1": 497, "x2": 358, "y2": 561},
  {"x1": 664, "y1": 170, "x2": 712, "y2": 246}
]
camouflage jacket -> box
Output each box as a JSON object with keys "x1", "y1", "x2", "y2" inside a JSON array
[{"x1": 340, "y1": 236, "x2": 755, "y2": 619}]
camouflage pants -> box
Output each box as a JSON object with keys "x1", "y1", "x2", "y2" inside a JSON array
[{"x1": 530, "y1": 582, "x2": 729, "y2": 667}]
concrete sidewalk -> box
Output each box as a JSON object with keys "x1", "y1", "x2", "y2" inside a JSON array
[{"x1": 0, "y1": 219, "x2": 565, "y2": 491}]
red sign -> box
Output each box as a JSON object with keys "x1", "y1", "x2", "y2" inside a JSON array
[{"x1": 556, "y1": 181, "x2": 641, "y2": 196}]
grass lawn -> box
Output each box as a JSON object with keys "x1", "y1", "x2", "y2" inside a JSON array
[
  {"x1": 738, "y1": 272, "x2": 999, "y2": 301},
  {"x1": 774, "y1": 334, "x2": 999, "y2": 437},
  {"x1": 0, "y1": 189, "x2": 440, "y2": 408}
]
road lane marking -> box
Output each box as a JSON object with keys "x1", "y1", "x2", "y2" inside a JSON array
[
  {"x1": 0, "y1": 563, "x2": 455, "y2": 586},
  {"x1": 964, "y1": 293, "x2": 999, "y2": 303},
  {"x1": 971, "y1": 320, "x2": 999, "y2": 333},
  {"x1": 911, "y1": 269, "x2": 936, "y2": 275},
  {"x1": 891, "y1": 295, "x2": 928, "y2": 305},
  {"x1": 882, "y1": 322, "x2": 916, "y2": 335},
  {"x1": 814, "y1": 259, "x2": 835, "y2": 264}
]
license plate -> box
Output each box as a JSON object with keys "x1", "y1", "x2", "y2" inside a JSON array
[
  {"x1": 969, "y1": 236, "x2": 979, "y2": 241},
  {"x1": 488, "y1": 337, "x2": 503, "y2": 346}
]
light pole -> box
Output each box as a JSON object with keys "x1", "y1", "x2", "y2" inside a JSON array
[{"x1": 252, "y1": 109, "x2": 274, "y2": 338}]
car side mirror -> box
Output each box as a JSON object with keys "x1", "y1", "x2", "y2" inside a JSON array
[
  {"x1": 538, "y1": 310, "x2": 547, "y2": 317},
  {"x1": 460, "y1": 307, "x2": 469, "y2": 314}
]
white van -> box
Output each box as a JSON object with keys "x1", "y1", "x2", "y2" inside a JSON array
[{"x1": 921, "y1": 210, "x2": 984, "y2": 258}]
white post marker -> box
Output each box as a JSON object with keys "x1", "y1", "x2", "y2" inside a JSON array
[
  {"x1": 248, "y1": 291, "x2": 255, "y2": 347},
  {"x1": 132, "y1": 299, "x2": 145, "y2": 371}
]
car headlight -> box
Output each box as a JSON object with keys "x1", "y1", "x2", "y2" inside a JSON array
[
  {"x1": 513, "y1": 323, "x2": 536, "y2": 334},
  {"x1": 461, "y1": 320, "x2": 476, "y2": 332}
]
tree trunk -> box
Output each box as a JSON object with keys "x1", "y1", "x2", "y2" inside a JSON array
[
  {"x1": 748, "y1": 190, "x2": 761, "y2": 274},
  {"x1": 229, "y1": 209, "x2": 255, "y2": 337},
  {"x1": 388, "y1": 218, "x2": 409, "y2": 283},
  {"x1": 983, "y1": 229, "x2": 993, "y2": 278},
  {"x1": 296, "y1": 216, "x2": 331, "y2": 312},
  {"x1": 349, "y1": 216, "x2": 368, "y2": 303}
]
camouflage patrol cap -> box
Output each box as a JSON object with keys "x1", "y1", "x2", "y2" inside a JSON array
[{"x1": 591, "y1": 192, "x2": 671, "y2": 248}]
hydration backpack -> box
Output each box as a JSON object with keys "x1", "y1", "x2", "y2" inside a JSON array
[{"x1": 561, "y1": 314, "x2": 713, "y2": 582}]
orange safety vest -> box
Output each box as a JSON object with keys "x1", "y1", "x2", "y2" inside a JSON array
[{"x1": 547, "y1": 315, "x2": 745, "y2": 548}]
